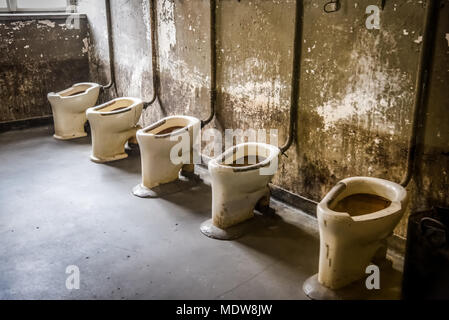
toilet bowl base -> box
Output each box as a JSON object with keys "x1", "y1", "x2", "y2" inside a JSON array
[
  {"x1": 200, "y1": 218, "x2": 254, "y2": 241},
  {"x1": 53, "y1": 132, "x2": 87, "y2": 140},
  {"x1": 303, "y1": 274, "x2": 346, "y2": 300},
  {"x1": 90, "y1": 153, "x2": 128, "y2": 163},
  {"x1": 132, "y1": 173, "x2": 200, "y2": 198},
  {"x1": 303, "y1": 268, "x2": 401, "y2": 300}
]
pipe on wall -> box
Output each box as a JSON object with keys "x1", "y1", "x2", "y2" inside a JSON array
[
  {"x1": 143, "y1": 0, "x2": 160, "y2": 109},
  {"x1": 279, "y1": 0, "x2": 303, "y2": 154},
  {"x1": 101, "y1": 0, "x2": 115, "y2": 90},
  {"x1": 201, "y1": 0, "x2": 217, "y2": 128},
  {"x1": 400, "y1": 0, "x2": 439, "y2": 187}
]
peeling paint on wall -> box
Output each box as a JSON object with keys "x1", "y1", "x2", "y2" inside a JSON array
[
  {"x1": 152, "y1": 0, "x2": 210, "y2": 116},
  {"x1": 38, "y1": 20, "x2": 56, "y2": 28},
  {"x1": 9, "y1": 20, "x2": 34, "y2": 30},
  {"x1": 82, "y1": 37, "x2": 89, "y2": 54},
  {"x1": 316, "y1": 31, "x2": 411, "y2": 133},
  {"x1": 0, "y1": 17, "x2": 90, "y2": 122},
  {"x1": 223, "y1": 57, "x2": 287, "y2": 113},
  {"x1": 158, "y1": 0, "x2": 177, "y2": 73},
  {"x1": 141, "y1": 0, "x2": 152, "y2": 43}
]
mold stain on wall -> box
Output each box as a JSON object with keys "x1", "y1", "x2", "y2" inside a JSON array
[
  {"x1": 217, "y1": 0, "x2": 295, "y2": 148},
  {"x1": 315, "y1": 31, "x2": 411, "y2": 133},
  {"x1": 155, "y1": 0, "x2": 211, "y2": 122},
  {"x1": 0, "y1": 17, "x2": 89, "y2": 122}
]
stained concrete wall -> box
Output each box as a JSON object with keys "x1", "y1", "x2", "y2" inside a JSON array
[
  {"x1": 0, "y1": 15, "x2": 90, "y2": 123},
  {"x1": 79, "y1": 0, "x2": 449, "y2": 239},
  {"x1": 414, "y1": 0, "x2": 449, "y2": 229}
]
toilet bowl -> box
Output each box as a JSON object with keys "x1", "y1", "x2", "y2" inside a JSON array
[
  {"x1": 133, "y1": 115, "x2": 201, "y2": 194},
  {"x1": 47, "y1": 82, "x2": 101, "y2": 140},
  {"x1": 317, "y1": 177, "x2": 408, "y2": 290},
  {"x1": 206, "y1": 142, "x2": 280, "y2": 231},
  {"x1": 86, "y1": 97, "x2": 143, "y2": 163}
]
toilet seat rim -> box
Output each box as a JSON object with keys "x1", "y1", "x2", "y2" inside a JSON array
[
  {"x1": 88, "y1": 97, "x2": 143, "y2": 116},
  {"x1": 50, "y1": 82, "x2": 101, "y2": 99},
  {"x1": 210, "y1": 142, "x2": 280, "y2": 173},
  {"x1": 318, "y1": 200, "x2": 403, "y2": 222},
  {"x1": 317, "y1": 177, "x2": 408, "y2": 222},
  {"x1": 318, "y1": 177, "x2": 407, "y2": 222},
  {"x1": 137, "y1": 115, "x2": 200, "y2": 139},
  {"x1": 322, "y1": 177, "x2": 407, "y2": 202}
]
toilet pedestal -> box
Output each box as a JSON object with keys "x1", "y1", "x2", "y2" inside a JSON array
[
  {"x1": 200, "y1": 192, "x2": 273, "y2": 241},
  {"x1": 200, "y1": 218, "x2": 257, "y2": 241},
  {"x1": 132, "y1": 167, "x2": 200, "y2": 198},
  {"x1": 48, "y1": 82, "x2": 101, "y2": 141},
  {"x1": 90, "y1": 127, "x2": 139, "y2": 164},
  {"x1": 303, "y1": 259, "x2": 401, "y2": 300},
  {"x1": 86, "y1": 97, "x2": 143, "y2": 163},
  {"x1": 132, "y1": 115, "x2": 201, "y2": 198},
  {"x1": 200, "y1": 142, "x2": 280, "y2": 241},
  {"x1": 309, "y1": 177, "x2": 408, "y2": 298},
  {"x1": 53, "y1": 132, "x2": 88, "y2": 140}
]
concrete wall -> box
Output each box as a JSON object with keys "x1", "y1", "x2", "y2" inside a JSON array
[
  {"x1": 414, "y1": 1, "x2": 449, "y2": 228},
  {"x1": 79, "y1": 0, "x2": 449, "y2": 239},
  {"x1": 0, "y1": 15, "x2": 90, "y2": 123}
]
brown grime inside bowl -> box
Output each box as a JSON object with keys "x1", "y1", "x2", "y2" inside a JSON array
[{"x1": 333, "y1": 193, "x2": 392, "y2": 217}]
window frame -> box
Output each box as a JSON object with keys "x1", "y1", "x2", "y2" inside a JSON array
[{"x1": 0, "y1": 0, "x2": 72, "y2": 13}]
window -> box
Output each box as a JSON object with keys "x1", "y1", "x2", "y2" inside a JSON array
[
  {"x1": 0, "y1": 0, "x2": 8, "y2": 11},
  {"x1": 0, "y1": 0, "x2": 71, "y2": 12}
]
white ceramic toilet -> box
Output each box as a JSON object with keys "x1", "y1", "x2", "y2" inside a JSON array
[
  {"x1": 132, "y1": 115, "x2": 201, "y2": 197},
  {"x1": 316, "y1": 177, "x2": 409, "y2": 290},
  {"x1": 200, "y1": 142, "x2": 280, "y2": 239},
  {"x1": 47, "y1": 82, "x2": 101, "y2": 140},
  {"x1": 86, "y1": 97, "x2": 143, "y2": 163}
]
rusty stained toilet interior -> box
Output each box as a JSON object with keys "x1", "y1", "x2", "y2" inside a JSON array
[
  {"x1": 59, "y1": 84, "x2": 91, "y2": 97},
  {"x1": 144, "y1": 117, "x2": 193, "y2": 136},
  {"x1": 331, "y1": 194, "x2": 392, "y2": 217},
  {"x1": 221, "y1": 147, "x2": 268, "y2": 168},
  {"x1": 95, "y1": 99, "x2": 136, "y2": 113}
]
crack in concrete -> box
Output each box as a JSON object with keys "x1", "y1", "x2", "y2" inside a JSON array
[{"x1": 213, "y1": 261, "x2": 278, "y2": 299}]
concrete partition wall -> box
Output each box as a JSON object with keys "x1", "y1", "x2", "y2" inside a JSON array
[
  {"x1": 79, "y1": 0, "x2": 449, "y2": 240},
  {"x1": 0, "y1": 15, "x2": 90, "y2": 123}
]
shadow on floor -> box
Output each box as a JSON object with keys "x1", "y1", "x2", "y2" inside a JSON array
[
  {"x1": 159, "y1": 180, "x2": 213, "y2": 217},
  {"x1": 102, "y1": 151, "x2": 142, "y2": 175},
  {"x1": 236, "y1": 213, "x2": 320, "y2": 271}
]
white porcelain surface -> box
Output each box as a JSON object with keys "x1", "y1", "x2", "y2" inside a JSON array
[
  {"x1": 137, "y1": 115, "x2": 201, "y2": 188},
  {"x1": 208, "y1": 142, "x2": 280, "y2": 229},
  {"x1": 86, "y1": 97, "x2": 143, "y2": 163},
  {"x1": 317, "y1": 177, "x2": 408, "y2": 290},
  {"x1": 47, "y1": 82, "x2": 100, "y2": 140}
]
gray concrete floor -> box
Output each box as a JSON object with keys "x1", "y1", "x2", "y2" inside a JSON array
[{"x1": 0, "y1": 126, "x2": 402, "y2": 300}]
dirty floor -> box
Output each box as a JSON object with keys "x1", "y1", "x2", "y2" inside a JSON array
[{"x1": 0, "y1": 126, "x2": 401, "y2": 299}]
